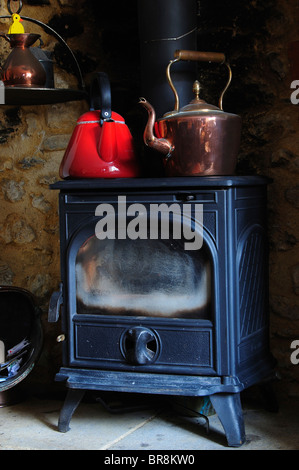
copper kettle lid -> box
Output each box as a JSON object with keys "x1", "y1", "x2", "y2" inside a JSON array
[
  {"x1": 163, "y1": 80, "x2": 222, "y2": 118},
  {"x1": 180, "y1": 81, "x2": 221, "y2": 112}
]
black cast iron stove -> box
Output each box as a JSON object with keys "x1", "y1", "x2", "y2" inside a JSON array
[{"x1": 49, "y1": 175, "x2": 276, "y2": 447}]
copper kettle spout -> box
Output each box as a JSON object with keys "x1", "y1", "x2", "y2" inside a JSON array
[{"x1": 139, "y1": 97, "x2": 173, "y2": 157}]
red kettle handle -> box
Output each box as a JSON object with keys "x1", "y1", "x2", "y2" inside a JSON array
[{"x1": 89, "y1": 72, "x2": 112, "y2": 123}]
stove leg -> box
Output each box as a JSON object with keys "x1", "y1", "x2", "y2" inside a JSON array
[
  {"x1": 58, "y1": 389, "x2": 85, "y2": 433},
  {"x1": 210, "y1": 392, "x2": 246, "y2": 447}
]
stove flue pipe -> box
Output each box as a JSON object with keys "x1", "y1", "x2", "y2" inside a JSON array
[{"x1": 138, "y1": 0, "x2": 197, "y2": 119}]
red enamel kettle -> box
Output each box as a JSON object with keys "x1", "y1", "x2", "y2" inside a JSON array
[{"x1": 59, "y1": 72, "x2": 140, "y2": 178}]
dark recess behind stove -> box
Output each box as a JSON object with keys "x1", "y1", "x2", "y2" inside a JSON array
[{"x1": 138, "y1": 0, "x2": 197, "y2": 119}]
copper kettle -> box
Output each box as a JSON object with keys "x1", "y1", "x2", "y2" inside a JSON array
[{"x1": 139, "y1": 50, "x2": 241, "y2": 176}]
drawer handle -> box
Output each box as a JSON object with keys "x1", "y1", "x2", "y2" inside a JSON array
[
  {"x1": 122, "y1": 327, "x2": 159, "y2": 365},
  {"x1": 175, "y1": 193, "x2": 196, "y2": 202}
]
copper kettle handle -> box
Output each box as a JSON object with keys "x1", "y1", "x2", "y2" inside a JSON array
[{"x1": 166, "y1": 49, "x2": 232, "y2": 111}]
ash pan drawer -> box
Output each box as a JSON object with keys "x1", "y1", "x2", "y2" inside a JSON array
[{"x1": 73, "y1": 319, "x2": 214, "y2": 369}]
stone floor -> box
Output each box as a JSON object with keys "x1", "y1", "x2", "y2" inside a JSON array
[{"x1": 0, "y1": 383, "x2": 298, "y2": 451}]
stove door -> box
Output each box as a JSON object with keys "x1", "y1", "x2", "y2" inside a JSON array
[{"x1": 65, "y1": 212, "x2": 215, "y2": 374}]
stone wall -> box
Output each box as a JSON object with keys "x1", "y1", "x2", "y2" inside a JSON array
[{"x1": 0, "y1": 0, "x2": 297, "y2": 400}]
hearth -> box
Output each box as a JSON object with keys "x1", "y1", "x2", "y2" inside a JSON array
[{"x1": 49, "y1": 176, "x2": 276, "y2": 447}]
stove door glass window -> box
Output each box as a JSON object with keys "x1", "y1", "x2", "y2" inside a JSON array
[{"x1": 75, "y1": 235, "x2": 212, "y2": 319}]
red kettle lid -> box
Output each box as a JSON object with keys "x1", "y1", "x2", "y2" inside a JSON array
[{"x1": 76, "y1": 109, "x2": 125, "y2": 124}]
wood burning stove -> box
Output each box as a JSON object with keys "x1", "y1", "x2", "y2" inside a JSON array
[{"x1": 49, "y1": 175, "x2": 276, "y2": 447}]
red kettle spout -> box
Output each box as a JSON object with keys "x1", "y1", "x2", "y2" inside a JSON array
[{"x1": 139, "y1": 97, "x2": 173, "y2": 156}]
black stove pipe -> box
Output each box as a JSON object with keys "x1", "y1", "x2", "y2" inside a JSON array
[{"x1": 138, "y1": 0, "x2": 197, "y2": 119}]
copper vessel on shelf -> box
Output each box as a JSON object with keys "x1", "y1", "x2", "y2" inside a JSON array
[{"x1": 0, "y1": 33, "x2": 46, "y2": 87}]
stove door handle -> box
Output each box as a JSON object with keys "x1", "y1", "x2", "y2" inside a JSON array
[{"x1": 48, "y1": 283, "x2": 63, "y2": 323}]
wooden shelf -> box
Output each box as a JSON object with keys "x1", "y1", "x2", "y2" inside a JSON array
[{"x1": 3, "y1": 86, "x2": 88, "y2": 105}]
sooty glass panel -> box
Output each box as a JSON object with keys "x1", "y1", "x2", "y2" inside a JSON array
[{"x1": 75, "y1": 236, "x2": 212, "y2": 319}]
